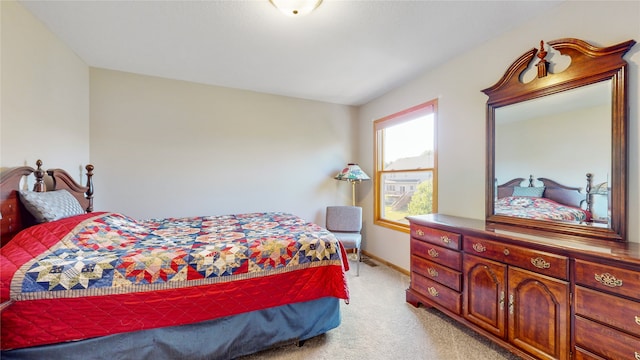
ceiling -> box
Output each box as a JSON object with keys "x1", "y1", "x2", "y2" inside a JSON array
[{"x1": 20, "y1": 0, "x2": 563, "y2": 106}]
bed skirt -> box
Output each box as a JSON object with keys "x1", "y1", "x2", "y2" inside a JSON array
[{"x1": 1, "y1": 297, "x2": 341, "y2": 360}]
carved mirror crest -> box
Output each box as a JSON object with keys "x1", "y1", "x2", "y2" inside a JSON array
[{"x1": 483, "y1": 38, "x2": 635, "y2": 241}]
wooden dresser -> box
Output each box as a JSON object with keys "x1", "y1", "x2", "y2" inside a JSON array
[{"x1": 406, "y1": 214, "x2": 640, "y2": 360}]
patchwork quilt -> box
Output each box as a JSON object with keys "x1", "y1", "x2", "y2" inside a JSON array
[
  {"x1": 1, "y1": 212, "x2": 349, "y2": 350},
  {"x1": 495, "y1": 196, "x2": 591, "y2": 222}
]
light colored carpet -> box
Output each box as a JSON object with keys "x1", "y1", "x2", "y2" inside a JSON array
[{"x1": 238, "y1": 257, "x2": 522, "y2": 360}]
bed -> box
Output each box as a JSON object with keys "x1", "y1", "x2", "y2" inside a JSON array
[
  {"x1": 0, "y1": 161, "x2": 349, "y2": 359},
  {"x1": 495, "y1": 174, "x2": 592, "y2": 223}
]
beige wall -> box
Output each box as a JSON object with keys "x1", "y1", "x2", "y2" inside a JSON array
[
  {"x1": 0, "y1": 0, "x2": 90, "y2": 178},
  {"x1": 90, "y1": 69, "x2": 356, "y2": 224},
  {"x1": 496, "y1": 105, "x2": 610, "y2": 186},
  {"x1": 1, "y1": 0, "x2": 356, "y2": 226},
  {"x1": 358, "y1": 0, "x2": 640, "y2": 270}
]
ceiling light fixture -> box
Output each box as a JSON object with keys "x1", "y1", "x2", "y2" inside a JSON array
[{"x1": 269, "y1": 0, "x2": 323, "y2": 16}]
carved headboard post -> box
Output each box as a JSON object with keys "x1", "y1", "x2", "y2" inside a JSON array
[
  {"x1": 85, "y1": 164, "x2": 94, "y2": 213},
  {"x1": 585, "y1": 173, "x2": 593, "y2": 216},
  {"x1": 33, "y1": 160, "x2": 46, "y2": 192}
]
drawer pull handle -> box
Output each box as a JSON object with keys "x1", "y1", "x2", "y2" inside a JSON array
[
  {"x1": 427, "y1": 268, "x2": 439, "y2": 278},
  {"x1": 427, "y1": 248, "x2": 439, "y2": 258},
  {"x1": 531, "y1": 257, "x2": 550, "y2": 269},
  {"x1": 635, "y1": 352, "x2": 639, "y2": 360},
  {"x1": 472, "y1": 243, "x2": 486, "y2": 253},
  {"x1": 635, "y1": 316, "x2": 640, "y2": 326},
  {"x1": 416, "y1": 229, "x2": 425, "y2": 236},
  {"x1": 440, "y1": 235, "x2": 451, "y2": 244},
  {"x1": 508, "y1": 294, "x2": 514, "y2": 315},
  {"x1": 503, "y1": 248, "x2": 510, "y2": 256},
  {"x1": 595, "y1": 272, "x2": 623, "y2": 288},
  {"x1": 499, "y1": 291, "x2": 505, "y2": 308},
  {"x1": 427, "y1": 287, "x2": 439, "y2": 297}
]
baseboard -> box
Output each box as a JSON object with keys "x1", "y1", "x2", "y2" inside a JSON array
[{"x1": 361, "y1": 250, "x2": 410, "y2": 276}]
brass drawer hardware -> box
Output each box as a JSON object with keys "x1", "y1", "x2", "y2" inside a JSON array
[
  {"x1": 508, "y1": 294, "x2": 514, "y2": 315},
  {"x1": 416, "y1": 229, "x2": 425, "y2": 236},
  {"x1": 427, "y1": 248, "x2": 439, "y2": 258},
  {"x1": 635, "y1": 351, "x2": 639, "y2": 360},
  {"x1": 531, "y1": 257, "x2": 551, "y2": 269},
  {"x1": 427, "y1": 287, "x2": 439, "y2": 297},
  {"x1": 499, "y1": 291, "x2": 505, "y2": 307},
  {"x1": 472, "y1": 243, "x2": 486, "y2": 253},
  {"x1": 595, "y1": 272, "x2": 623, "y2": 288},
  {"x1": 503, "y1": 248, "x2": 510, "y2": 256},
  {"x1": 440, "y1": 235, "x2": 451, "y2": 244},
  {"x1": 427, "y1": 268, "x2": 439, "y2": 278},
  {"x1": 635, "y1": 316, "x2": 640, "y2": 326}
]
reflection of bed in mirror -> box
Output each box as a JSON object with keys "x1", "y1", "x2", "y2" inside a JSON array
[{"x1": 495, "y1": 175, "x2": 593, "y2": 223}]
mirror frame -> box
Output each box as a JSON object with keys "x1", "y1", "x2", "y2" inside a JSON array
[{"x1": 483, "y1": 38, "x2": 635, "y2": 242}]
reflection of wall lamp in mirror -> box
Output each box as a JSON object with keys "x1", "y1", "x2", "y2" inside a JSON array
[{"x1": 590, "y1": 182, "x2": 609, "y2": 195}]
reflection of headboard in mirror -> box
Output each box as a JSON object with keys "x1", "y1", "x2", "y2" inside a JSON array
[
  {"x1": 483, "y1": 38, "x2": 636, "y2": 242},
  {"x1": 496, "y1": 177, "x2": 527, "y2": 199},
  {"x1": 537, "y1": 177, "x2": 587, "y2": 211},
  {"x1": 497, "y1": 175, "x2": 591, "y2": 212}
]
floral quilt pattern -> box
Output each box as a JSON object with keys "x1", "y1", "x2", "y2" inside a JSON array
[
  {"x1": 13, "y1": 212, "x2": 342, "y2": 299},
  {"x1": 495, "y1": 196, "x2": 589, "y2": 222}
]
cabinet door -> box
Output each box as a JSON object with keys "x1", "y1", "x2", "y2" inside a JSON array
[
  {"x1": 463, "y1": 254, "x2": 507, "y2": 338},
  {"x1": 508, "y1": 267, "x2": 570, "y2": 360}
]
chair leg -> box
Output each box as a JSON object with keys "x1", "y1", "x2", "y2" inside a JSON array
[{"x1": 356, "y1": 247, "x2": 360, "y2": 276}]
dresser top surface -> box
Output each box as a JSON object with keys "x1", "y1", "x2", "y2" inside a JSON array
[{"x1": 407, "y1": 214, "x2": 640, "y2": 266}]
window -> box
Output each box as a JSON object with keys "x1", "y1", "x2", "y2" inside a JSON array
[{"x1": 374, "y1": 99, "x2": 437, "y2": 232}]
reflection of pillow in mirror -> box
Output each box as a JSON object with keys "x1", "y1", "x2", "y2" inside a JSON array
[
  {"x1": 19, "y1": 190, "x2": 85, "y2": 223},
  {"x1": 512, "y1": 186, "x2": 545, "y2": 198}
]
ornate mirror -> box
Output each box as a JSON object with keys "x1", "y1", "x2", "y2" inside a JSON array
[{"x1": 483, "y1": 38, "x2": 635, "y2": 241}]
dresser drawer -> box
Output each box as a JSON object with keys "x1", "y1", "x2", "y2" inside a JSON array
[
  {"x1": 411, "y1": 224, "x2": 461, "y2": 250},
  {"x1": 575, "y1": 316, "x2": 640, "y2": 360},
  {"x1": 464, "y1": 236, "x2": 568, "y2": 280},
  {"x1": 411, "y1": 272, "x2": 461, "y2": 315},
  {"x1": 575, "y1": 259, "x2": 640, "y2": 299},
  {"x1": 411, "y1": 238, "x2": 461, "y2": 270},
  {"x1": 575, "y1": 285, "x2": 640, "y2": 337},
  {"x1": 411, "y1": 255, "x2": 462, "y2": 291}
]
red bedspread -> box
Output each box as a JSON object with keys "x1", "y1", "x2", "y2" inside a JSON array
[{"x1": 1, "y1": 212, "x2": 349, "y2": 350}]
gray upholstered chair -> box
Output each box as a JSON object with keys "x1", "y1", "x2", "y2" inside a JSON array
[{"x1": 326, "y1": 206, "x2": 362, "y2": 276}]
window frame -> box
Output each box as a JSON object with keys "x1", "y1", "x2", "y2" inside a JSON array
[{"x1": 373, "y1": 99, "x2": 438, "y2": 232}]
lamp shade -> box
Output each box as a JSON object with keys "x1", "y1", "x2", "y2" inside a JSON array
[{"x1": 335, "y1": 163, "x2": 370, "y2": 182}]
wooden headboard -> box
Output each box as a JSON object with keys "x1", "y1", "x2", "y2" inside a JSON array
[
  {"x1": 0, "y1": 160, "x2": 94, "y2": 246},
  {"x1": 496, "y1": 177, "x2": 528, "y2": 199},
  {"x1": 537, "y1": 177, "x2": 588, "y2": 210},
  {"x1": 496, "y1": 174, "x2": 593, "y2": 212}
]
